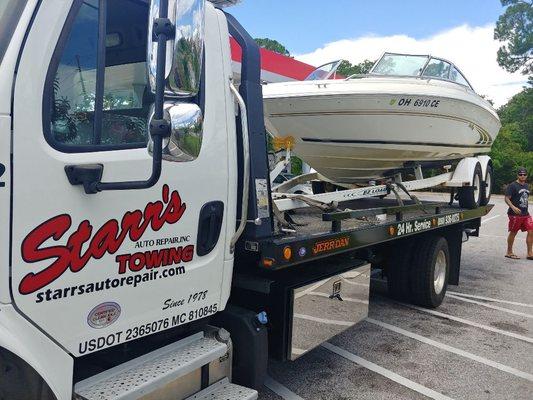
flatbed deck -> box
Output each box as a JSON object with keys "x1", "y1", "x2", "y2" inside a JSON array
[{"x1": 249, "y1": 198, "x2": 493, "y2": 270}]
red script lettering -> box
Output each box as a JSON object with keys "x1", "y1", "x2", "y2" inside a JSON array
[{"x1": 19, "y1": 185, "x2": 186, "y2": 294}]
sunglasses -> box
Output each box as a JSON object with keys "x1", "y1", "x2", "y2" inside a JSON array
[{"x1": 518, "y1": 173, "x2": 527, "y2": 176}]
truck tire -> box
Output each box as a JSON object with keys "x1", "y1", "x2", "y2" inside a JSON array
[
  {"x1": 458, "y1": 163, "x2": 482, "y2": 209},
  {"x1": 410, "y1": 236, "x2": 450, "y2": 308},
  {"x1": 0, "y1": 348, "x2": 56, "y2": 400},
  {"x1": 386, "y1": 241, "x2": 414, "y2": 300},
  {"x1": 479, "y1": 164, "x2": 493, "y2": 206}
]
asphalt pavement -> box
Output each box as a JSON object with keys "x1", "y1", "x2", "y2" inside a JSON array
[{"x1": 257, "y1": 194, "x2": 533, "y2": 400}]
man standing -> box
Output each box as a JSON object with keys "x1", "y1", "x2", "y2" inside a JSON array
[{"x1": 505, "y1": 167, "x2": 532, "y2": 260}]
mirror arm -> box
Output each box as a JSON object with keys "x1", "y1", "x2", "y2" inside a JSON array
[{"x1": 65, "y1": 1, "x2": 173, "y2": 195}]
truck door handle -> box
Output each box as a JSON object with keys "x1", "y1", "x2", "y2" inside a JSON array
[{"x1": 197, "y1": 201, "x2": 224, "y2": 256}]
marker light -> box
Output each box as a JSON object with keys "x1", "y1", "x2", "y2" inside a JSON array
[
  {"x1": 262, "y1": 258, "x2": 274, "y2": 268},
  {"x1": 283, "y1": 246, "x2": 292, "y2": 260}
]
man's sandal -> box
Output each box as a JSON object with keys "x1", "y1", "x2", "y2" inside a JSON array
[{"x1": 505, "y1": 254, "x2": 520, "y2": 259}]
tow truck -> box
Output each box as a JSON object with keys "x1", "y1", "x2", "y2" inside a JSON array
[{"x1": 0, "y1": 0, "x2": 493, "y2": 399}]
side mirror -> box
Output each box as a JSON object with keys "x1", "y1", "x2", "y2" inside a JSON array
[
  {"x1": 148, "y1": 0, "x2": 206, "y2": 97},
  {"x1": 148, "y1": 102, "x2": 203, "y2": 162}
]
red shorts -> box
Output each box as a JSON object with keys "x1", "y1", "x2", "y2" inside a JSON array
[{"x1": 508, "y1": 215, "x2": 533, "y2": 232}]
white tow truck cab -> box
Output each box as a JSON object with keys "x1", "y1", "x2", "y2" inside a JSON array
[{"x1": 0, "y1": 1, "x2": 492, "y2": 399}]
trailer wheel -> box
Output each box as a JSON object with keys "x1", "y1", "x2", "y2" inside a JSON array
[
  {"x1": 479, "y1": 164, "x2": 493, "y2": 206},
  {"x1": 410, "y1": 236, "x2": 450, "y2": 308},
  {"x1": 458, "y1": 163, "x2": 482, "y2": 209},
  {"x1": 386, "y1": 241, "x2": 414, "y2": 300}
]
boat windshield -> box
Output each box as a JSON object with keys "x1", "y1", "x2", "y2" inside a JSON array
[
  {"x1": 449, "y1": 65, "x2": 470, "y2": 87},
  {"x1": 305, "y1": 60, "x2": 342, "y2": 81},
  {"x1": 0, "y1": 1, "x2": 27, "y2": 63},
  {"x1": 370, "y1": 52, "x2": 472, "y2": 89},
  {"x1": 372, "y1": 54, "x2": 429, "y2": 76}
]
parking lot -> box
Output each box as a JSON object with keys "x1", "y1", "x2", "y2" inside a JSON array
[{"x1": 258, "y1": 194, "x2": 533, "y2": 400}]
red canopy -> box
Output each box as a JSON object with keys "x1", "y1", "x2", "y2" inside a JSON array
[{"x1": 230, "y1": 37, "x2": 316, "y2": 82}]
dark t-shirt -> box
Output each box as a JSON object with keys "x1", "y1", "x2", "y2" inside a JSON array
[{"x1": 505, "y1": 181, "x2": 530, "y2": 216}]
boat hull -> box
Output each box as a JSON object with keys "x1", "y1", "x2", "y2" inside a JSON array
[{"x1": 263, "y1": 79, "x2": 501, "y2": 182}]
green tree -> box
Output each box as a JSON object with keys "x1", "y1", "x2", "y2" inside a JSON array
[
  {"x1": 336, "y1": 59, "x2": 375, "y2": 77},
  {"x1": 490, "y1": 88, "x2": 533, "y2": 192},
  {"x1": 498, "y1": 87, "x2": 533, "y2": 150},
  {"x1": 494, "y1": 0, "x2": 532, "y2": 79},
  {"x1": 254, "y1": 38, "x2": 291, "y2": 56}
]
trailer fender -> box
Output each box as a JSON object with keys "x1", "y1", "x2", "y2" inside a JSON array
[
  {"x1": 446, "y1": 227, "x2": 463, "y2": 286},
  {"x1": 447, "y1": 157, "x2": 481, "y2": 187},
  {"x1": 0, "y1": 305, "x2": 73, "y2": 400},
  {"x1": 476, "y1": 155, "x2": 492, "y2": 180}
]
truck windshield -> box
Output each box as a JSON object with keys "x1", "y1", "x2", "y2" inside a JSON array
[{"x1": 0, "y1": 0, "x2": 27, "y2": 63}]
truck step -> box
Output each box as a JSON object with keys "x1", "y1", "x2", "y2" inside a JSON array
[
  {"x1": 185, "y1": 378, "x2": 257, "y2": 400},
  {"x1": 74, "y1": 332, "x2": 228, "y2": 400}
]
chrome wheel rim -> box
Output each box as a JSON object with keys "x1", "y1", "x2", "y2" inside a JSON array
[{"x1": 434, "y1": 250, "x2": 447, "y2": 295}]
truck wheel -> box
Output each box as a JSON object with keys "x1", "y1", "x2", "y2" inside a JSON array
[
  {"x1": 0, "y1": 348, "x2": 56, "y2": 400},
  {"x1": 410, "y1": 236, "x2": 450, "y2": 308},
  {"x1": 458, "y1": 163, "x2": 482, "y2": 209},
  {"x1": 479, "y1": 165, "x2": 493, "y2": 206},
  {"x1": 386, "y1": 241, "x2": 414, "y2": 300}
]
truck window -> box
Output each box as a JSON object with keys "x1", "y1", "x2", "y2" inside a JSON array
[{"x1": 45, "y1": 0, "x2": 149, "y2": 151}]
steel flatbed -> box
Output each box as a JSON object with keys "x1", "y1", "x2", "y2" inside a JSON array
[{"x1": 242, "y1": 198, "x2": 492, "y2": 270}]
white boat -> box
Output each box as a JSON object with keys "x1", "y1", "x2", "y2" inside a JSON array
[{"x1": 263, "y1": 53, "x2": 501, "y2": 183}]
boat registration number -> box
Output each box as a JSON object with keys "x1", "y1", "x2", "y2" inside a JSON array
[{"x1": 394, "y1": 98, "x2": 440, "y2": 108}]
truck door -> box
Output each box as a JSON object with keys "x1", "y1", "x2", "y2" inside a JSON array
[{"x1": 11, "y1": 0, "x2": 236, "y2": 356}]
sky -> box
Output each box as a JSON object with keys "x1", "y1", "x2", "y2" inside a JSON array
[{"x1": 229, "y1": 0, "x2": 528, "y2": 106}]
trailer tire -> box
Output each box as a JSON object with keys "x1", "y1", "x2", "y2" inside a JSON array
[
  {"x1": 479, "y1": 164, "x2": 493, "y2": 206},
  {"x1": 410, "y1": 236, "x2": 450, "y2": 308},
  {"x1": 386, "y1": 241, "x2": 414, "y2": 300},
  {"x1": 458, "y1": 163, "x2": 482, "y2": 209},
  {"x1": 0, "y1": 348, "x2": 56, "y2": 400}
]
